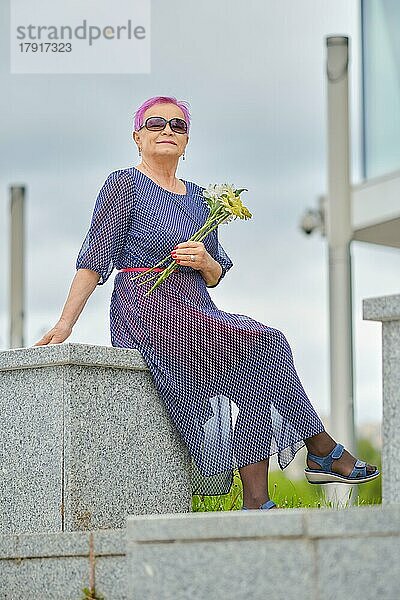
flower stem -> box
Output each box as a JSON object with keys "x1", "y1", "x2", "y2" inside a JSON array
[
  {"x1": 129, "y1": 255, "x2": 172, "y2": 280},
  {"x1": 133, "y1": 207, "x2": 231, "y2": 295}
]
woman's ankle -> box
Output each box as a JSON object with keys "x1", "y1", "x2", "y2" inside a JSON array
[
  {"x1": 243, "y1": 494, "x2": 270, "y2": 509},
  {"x1": 305, "y1": 432, "x2": 336, "y2": 456}
]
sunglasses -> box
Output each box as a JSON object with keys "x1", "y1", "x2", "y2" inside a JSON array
[{"x1": 139, "y1": 116, "x2": 188, "y2": 134}]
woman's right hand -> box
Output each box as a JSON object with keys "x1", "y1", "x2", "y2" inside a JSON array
[{"x1": 34, "y1": 319, "x2": 73, "y2": 346}]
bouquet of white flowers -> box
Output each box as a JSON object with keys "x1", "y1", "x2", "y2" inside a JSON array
[{"x1": 131, "y1": 183, "x2": 252, "y2": 296}]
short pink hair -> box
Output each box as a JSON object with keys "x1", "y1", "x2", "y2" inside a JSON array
[{"x1": 133, "y1": 96, "x2": 191, "y2": 133}]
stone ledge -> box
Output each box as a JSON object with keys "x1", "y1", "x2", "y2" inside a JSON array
[
  {"x1": 363, "y1": 293, "x2": 400, "y2": 321},
  {"x1": 0, "y1": 342, "x2": 149, "y2": 371},
  {"x1": 127, "y1": 508, "x2": 306, "y2": 542},
  {"x1": 126, "y1": 505, "x2": 400, "y2": 600},
  {"x1": 0, "y1": 529, "x2": 125, "y2": 560},
  {"x1": 127, "y1": 504, "x2": 399, "y2": 543},
  {"x1": 303, "y1": 503, "x2": 400, "y2": 536}
]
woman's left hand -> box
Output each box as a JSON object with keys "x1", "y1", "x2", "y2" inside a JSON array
[
  {"x1": 171, "y1": 240, "x2": 223, "y2": 286},
  {"x1": 171, "y1": 241, "x2": 212, "y2": 271}
]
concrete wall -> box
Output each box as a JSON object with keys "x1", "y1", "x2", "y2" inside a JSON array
[
  {"x1": 2, "y1": 505, "x2": 398, "y2": 600},
  {"x1": 127, "y1": 504, "x2": 400, "y2": 600}
]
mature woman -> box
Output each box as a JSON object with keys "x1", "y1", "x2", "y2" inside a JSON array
[{"x1": 35, "y1": 95, "x2": 379, "y2": 510}]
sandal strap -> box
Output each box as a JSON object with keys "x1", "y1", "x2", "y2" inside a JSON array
[
  {"x1": 307, "y1": 443, "x2": 344, "y2": 472},
  {"x1": 259, "y1": 499, "x2": 276, "y2": 510},
  {"x1": 242, "y1": 499, "x2": 277, "y2": 511},
  {"x1": 331, "y1": 443, "x2": 345, "y2": 460},
  {"x1": 349, "y1": 459, "x2": 367, "y2": 479}
]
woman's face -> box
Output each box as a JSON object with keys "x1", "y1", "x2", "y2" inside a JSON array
[{"x1": 133, "y1": 103, "x2": 189, "y2": 163}]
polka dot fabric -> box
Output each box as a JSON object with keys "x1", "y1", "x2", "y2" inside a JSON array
[{"x1": 76, "y1": 167, "x2": 326, "y2": 495}]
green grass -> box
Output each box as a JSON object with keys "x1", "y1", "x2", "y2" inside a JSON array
[{"x1": 192, "y1": 438, "x2": 382, "y2": 511}]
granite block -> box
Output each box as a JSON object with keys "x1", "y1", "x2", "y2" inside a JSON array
[
  {"x1": 363, "y1": 293, "x2": 400, "y2": 321},
  {"x1": 92, "y1": 529, "x2": 126, "y2": 555},
  {"x1": 303, "y1": 504, "x2": 400, "y2": 537},
  {"x1": 0, "y1": 342, "x2": 148, "y2": 371},
  {"x1": 316, "y1": 536, "x2": 400, "y2": 600},
  {"x1": 95, "y1": 555, "x2": 128, "y2": 600},
  {"x1": 16, "y1": 531, "x2": 90, "y2": 558},
  {"x1": 127, "y1": 511, "x2": 312, "y2": 600},
  {"x1": 63, "y1": 364, "x2": 192, "y2": 531},
  {"x1": 127, "y1": 508, "x2": 306, "y2": 542},
  {"x1": 128, "y1": 538, "x2": 314, "y2": 600},
  {"x1": 0, "y1": 529, "x2": 125, "y2": 559},
  {"x1": 382, "y1": 319, "x2": 400, "y2": 504},
  {"x1": 0, "y1": 529, "x2": 127, "y2": 600},
  {"x1": 127, "y1": 507, "x2": 400, "y2": 600},
  {"x1": 1, "y1": 508, "x2": 400, "y2": 599},
  {"x1": 0, "y1": 365, "x2": 64, "y2": 534},
  {"x1": 0, "y1": 557, "x2": 88, "y2": 600},
  {"x1": 0, "y1": 556, "x2": 126, "y2": 599},
  {"x1": 0, "y1": 344, "x2": 192, "y2": 535},
  {"x1": 362, "y1": 294, "x2": 400, "y2": 505},
  {"x1": 0, "y1": 536, "x2": 18, "y2": 560}
]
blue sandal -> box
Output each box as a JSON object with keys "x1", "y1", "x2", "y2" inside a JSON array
[
  {"x1": 242, "y1": 499, "x2": 277, "y2": 510},
  {"x1": 304, "y1": 442, "x2": 380, "y2": 484}
]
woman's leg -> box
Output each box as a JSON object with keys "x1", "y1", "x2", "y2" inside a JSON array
[
  {"x1": 235, "y1": 327, "x2": 376, "y2": 505},
  {"x1": 235, "y1": 401, "x2": 280, "y2": 509},
  {"x1": 239, "y1": 458, "x2": 278, "y2": 509},
  {"x1": 238, "y1": 431, "x2": 378, "y2": 507}
]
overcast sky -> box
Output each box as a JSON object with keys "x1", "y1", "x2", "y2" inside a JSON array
[{"x1": 1, "y1": 0, "x2": 399, "y2": 429}]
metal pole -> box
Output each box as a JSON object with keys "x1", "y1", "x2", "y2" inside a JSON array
[
  {"x1": 326, "y1": 36, "x2": 356, "y2": 503},
  {"x1": 9, "y1": 185, "x2": 25, "y2": 349}
]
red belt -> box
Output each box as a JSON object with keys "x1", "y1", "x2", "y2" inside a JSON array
[{"x1": 119, "y1": 267, "x2": 166, "y2": 272}]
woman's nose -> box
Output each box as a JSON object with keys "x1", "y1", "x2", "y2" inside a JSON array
[{"x1": 163, "y1": 122, "x2": 174, "y2": 134}]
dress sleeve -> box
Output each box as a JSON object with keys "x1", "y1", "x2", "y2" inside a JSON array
[
  {"x1": 206, "y1": 226, "x2": 234, "y2": 288},
  {"x1": 76, "y1": 169, "x2": 135, "y2": 286}
]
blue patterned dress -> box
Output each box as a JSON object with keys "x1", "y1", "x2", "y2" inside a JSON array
[{"x1": 76, "y1": 166, "x2": 326, "y2": 495}]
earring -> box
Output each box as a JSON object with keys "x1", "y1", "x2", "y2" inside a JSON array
[
  {"x1": 182, "y1": 153, "x2": 185, "y2": 161},
  {"x1": 138, "y1": 147, "x2": 142, "y2": 156}
]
